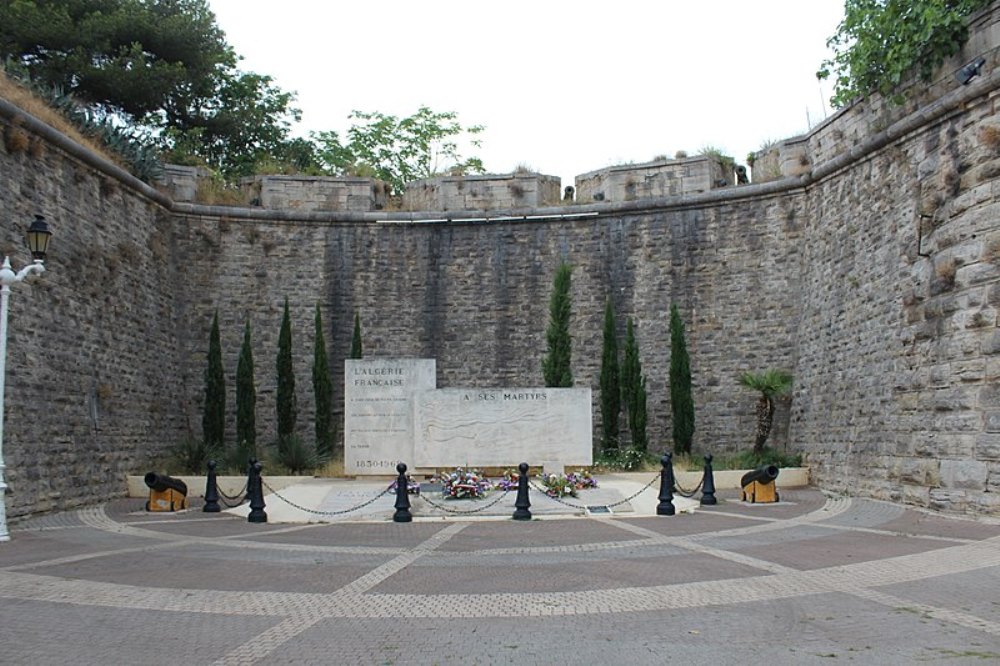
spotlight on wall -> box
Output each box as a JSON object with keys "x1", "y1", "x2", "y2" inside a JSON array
[{"x1": 956, "y1": 57, "x2": 986, "y2": 85}]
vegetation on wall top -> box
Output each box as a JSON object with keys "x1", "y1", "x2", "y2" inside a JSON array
[{"x1": 818, "y1": 0, "x2": 992, "y2": 107}]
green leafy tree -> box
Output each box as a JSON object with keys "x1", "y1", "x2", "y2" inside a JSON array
[
  {"x1": 202, "y1": 310, "x2": 225, "y2": 450},
  {"x1": 313, "y1": 106, "x2": 485, "y2": 194},
  {"x1": 236, "y1": 320, "x2": 256, "y2": 462},
  {"x1": 817, "y1": 0, "x2": 990, "y2": 107},
  {"x1": 312, "y1": 304, "x2": 334, "y2": 457},
  {"x1": 166, "y1": 70, "x2": 307, "y2": 179},
  {"x1": 738, "y1": 369, "x2": 793, "y2": 453},
  {"x1": 621, "y1": 318, "x2": 648, "y2": 452},
  {"x1": 542, "y1": 263, "x2": 573, "y2": 388},
  {"x1": 276, "y1": 297, "x2": 297, "y2": 447},
  {"x1": 0, "y1": 0, "x2": 308, "y2": 179},
  {"x1": 669, "y1": 304, "x2": 695, "y2": 454},
  {"x1": 0, "y1": 0, "x2": 234, "y2": 120},
  {"x1": 350, "y1": 312, "x2": 363, "y2": 359},
  {"x1": 599, "y1": 297, "x2": 621, "y2": 452}
]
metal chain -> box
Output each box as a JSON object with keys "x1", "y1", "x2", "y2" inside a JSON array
[
  {"x1": 673, "y1": 476, "x2": 704, "y2": 498},
  {"x1": 218, "y1": 494, "x2": 247, "y2": 509},
  {"x1": 217, "y1": 482, "x2": 247, "y2": 502},
  {"x1": 416, "y1": 489, "x2": 510, "y2": 514},
  {"x1": 605, "y1": 473, "x2": 660, "y2": 508},
  {"x1": 261, "y1": 478, "x2": 394, "y2": 516},
  {"x1": 528, "y1": 481, "x2": 588, "y2": 509}
]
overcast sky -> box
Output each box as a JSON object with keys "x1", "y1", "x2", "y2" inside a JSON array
[{"x1": 207, "y1": 0, "x2": 846, "y2": 187}]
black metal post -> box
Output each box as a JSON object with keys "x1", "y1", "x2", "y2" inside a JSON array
[
  {"x1": 203, "y1": 459, "x2": 221, "y2": 513},
  {"x1": 656, "y1": 453, "x2": 676, "y2": 516},
  {"x1": 393, "y1": 462, "x2": 413, "y2": 523},
  {"x1": 700, "y1": 453, "x2": 718, "y2": 505},
  {"x1": 513, "y1": 462, "x2": 532, "y2": 521},
  {"x1": 247, "y1": 461, "x2": 267, "y2": 523}
]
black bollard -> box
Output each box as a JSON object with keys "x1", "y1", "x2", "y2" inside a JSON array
[
  {"x1": 512, "y1": 462, "x2": 532, "y2": 521},
  {"x1": 700, "y1": 454, "x2": 718, "y2": 506},
  {"x1": 393, "y1": 462, "x2": 413, "y2": 523},
  {"x1": 247, "y1": 461, "x2": 267, "y2": 523},
  {"x1": 203, "y1": 459, "x2": 221, "y2": 513},
  {"x1": 656, "y1": 453, "x2": 676, "y2": 516}
]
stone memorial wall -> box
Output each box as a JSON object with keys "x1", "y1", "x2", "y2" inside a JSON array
[
  {"x1": 413, "y1": 388, "x2": 592, "y2": 468},
  {"x1": 344, "y1": 359, "x2": 435, "y2": 474}
]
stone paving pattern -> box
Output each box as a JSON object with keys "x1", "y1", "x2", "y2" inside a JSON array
[{"x1": 2, "y1": 488, "x2": 1000, "y2": 664}]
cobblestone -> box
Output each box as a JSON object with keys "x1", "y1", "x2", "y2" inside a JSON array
[{"x1": 1, "y1": 489, "x2": 999, "y2": 664}]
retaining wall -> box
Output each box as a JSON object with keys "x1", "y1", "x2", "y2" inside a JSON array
[{"x1": 0, "y1": 3, "x2": 999, "y2": 517}]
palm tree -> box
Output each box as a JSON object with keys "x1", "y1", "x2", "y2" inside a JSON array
[{"x1": 738, "y1": 369, "x2": 793, "y2": 453}]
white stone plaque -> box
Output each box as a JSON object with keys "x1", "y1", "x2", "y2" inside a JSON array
[
  {"x1": 413, "y1": 388, "x2": 593, "y2": 468},
  {"x1": 345, "y1": 359, "x2": 436, "y2": 475}
]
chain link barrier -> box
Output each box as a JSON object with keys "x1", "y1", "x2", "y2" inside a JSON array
[
  {"x1": 527, "y1": 481, "x2": 588, "y2": 509},
  {"x1": 261, "y1": 478, "x2": 394, "y2": 516},
  {"x1": 217, "y1": 481, "x2": 247, "y2": 502},
  {"x1": 672, "y1": 476, "x2": 704, "y2": 498},
  {"x1": 218, "y1": 494, "x2": 247, "y2": 509},
  {"x1": 254, "y1": 470, "x2": 666, "y2": 518},
  {"x1": 527, "y1": 473, "x2": 660, "y2": 510},
  {"x1": 606, "y1": 473, "x2": 661, "y2": 508},
  {"x1": 416, "y1": 489, "x2": 511, "y2": 514}
]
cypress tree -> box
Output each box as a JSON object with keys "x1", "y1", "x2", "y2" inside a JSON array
[
  {"x1": 634, "y1": 374, "x2": 648, "y2": 453},
  {"x1": 276, "y1": 297, "x2": 297, "y2": 446},
  {"x1": 542, "y1": 262, "x2": 573, "y2": 388},
  {"x1": 599, "y1": 296, "x2": 621, "y2": 451},
  {"x1": 236, "y1": 320, "x2": 256, "y2": 460},
  {"x1": 621, "y1": 317, "x2": 648, "y2": 452},
  {"x1": 313, "y1": 303, "x2": 334, "y2": 457},
  {"x1": 202, "y1": 310, "x2": 225, "y2": 450},
  {"x1": 669, "y1": 303, "x2": 695, "y2": 454},
  {"x1": 350, "y1": 312, "x2": 363, "y2": 359}
]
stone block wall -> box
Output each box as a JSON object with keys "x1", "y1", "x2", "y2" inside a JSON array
[
  {"x1": 155, "y1": 164, "x2": 212, "y2": 202},
  {"x1": 171, "y1": 194, "x2": 800, "y2": 473},
  {"x1": 401, "y1": 173, "x2": 561, "y2": 211},
  {"x1": 575, "y1": 156, "x2": 735, "y2": 203},
  {"x1": 0, "y1": 102, "x2": 188, "y2": 518},
  {"x1": 242, "y1": 175, "x2": 380, "y2": 212}
]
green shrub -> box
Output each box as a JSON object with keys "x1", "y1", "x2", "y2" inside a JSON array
[
  {"x1": 722, "y1": 447, "x2": 802, "y2": 470},
  {"x1": 169, "y1": 437, "x2": 219, "y2": 474},
  {"x1": 593, "y1": 448, "x2": 657, "y2": 472},
  {"x1": 271, "y1": 435, "x2": 324, "y2": 475}
]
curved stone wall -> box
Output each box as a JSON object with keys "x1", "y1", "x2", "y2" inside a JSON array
[{"x1": 0, "y1": 4, "x2": 999, "y2": 518}]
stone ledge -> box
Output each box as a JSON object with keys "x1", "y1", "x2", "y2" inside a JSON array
[
  {"x1": 126, "y1": 475, "x2": 305, "y2": 499},
  {"x1": 126, "y1": 467, "x2": 810, "y2": 498}
]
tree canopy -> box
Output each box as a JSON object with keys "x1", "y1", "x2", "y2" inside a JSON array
[
  {"x1": 0, "y1": 0, "x2": 304, "y2": 179},
  {"x1": 1, "y1": 2, "x2": 486, "y2": 183},
  {"x1": 0, "y1": 0, "x2": 234, "y2": 120},
  {"x1": 314, "y1": 106, "x2": 485, "y2": 194},
  {"x1": 818, "y1": 0, "x2": 991, "y2": 107}
]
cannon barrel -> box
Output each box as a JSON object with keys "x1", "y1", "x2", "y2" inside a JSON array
[
  {"x1": 144, "y1": 472, "x2": 188, "y2": 496},
  {"x1": 740, "y1": 465, "x2": 779, "y2": 488}
]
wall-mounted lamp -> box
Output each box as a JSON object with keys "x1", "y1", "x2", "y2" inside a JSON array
[
  {"x1": 956, "y1": 57, "x2": 986, "y2": 85},
  {"x1": 0, "y1": 215, "x2": 53, "y2": 542}
]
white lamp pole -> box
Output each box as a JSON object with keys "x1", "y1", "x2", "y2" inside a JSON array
[{"x1": 0, "y1": 215, "x2": 52, "y2": 542}]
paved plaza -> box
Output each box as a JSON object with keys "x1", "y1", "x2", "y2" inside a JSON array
[{"x1": 2, "y1": 483, "x2": 1000, "y2": 665}]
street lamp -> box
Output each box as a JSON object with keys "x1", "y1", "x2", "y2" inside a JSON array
[{"x1": 0, "y1": 215, "x2": 52, "y2": 541}]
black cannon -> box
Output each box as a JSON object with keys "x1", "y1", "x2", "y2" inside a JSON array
[
  {"x1": 740, "y1": 465, "x2": 779, "y2": 503},
  {"x1": 144, "y1": 472, "x2": 189, "y2": 512}
]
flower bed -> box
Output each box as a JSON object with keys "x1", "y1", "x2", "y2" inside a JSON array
[
  {"x1": 540, "y1": 470, "x2": 598, "y2": 498},
  {"x1": 438, "y1": 468, "x2": 491, "y2": 500},
  {"x1": 493, "y1": 468, "x2": 521, "y2": 491}
]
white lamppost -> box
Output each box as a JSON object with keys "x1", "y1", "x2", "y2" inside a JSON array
[{"x1": 0, "y1": 215, "x2": 52, "y2": 541}]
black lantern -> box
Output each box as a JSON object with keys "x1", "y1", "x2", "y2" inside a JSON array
[{"x1": 26, "y1": 215, "x2": 52, "y2": 261}]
